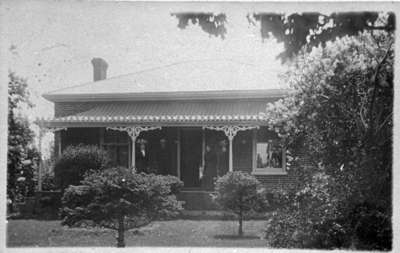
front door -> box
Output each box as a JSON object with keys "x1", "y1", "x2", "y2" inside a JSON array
[{"x1": 180, "y1": 128, "x2": 202, "y2": 188}]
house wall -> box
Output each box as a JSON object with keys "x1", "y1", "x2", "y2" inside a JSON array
[
  {"x1": 58, "y1": 126, "x2": 300, "y2": 190},
  {"x1": 54, "y1": 127, "x2": 100, "y2": 159},
  {"x1": 57, "y1": 126, "x2": 307, "y2": 210},
  {"x1": 254, "y1": 174, "x2": 297, "y2": 190},
  {"x1": 255, "y1": 147, "x2": 314, "y2": 190},
  {"x1": 61, "y1": 128, "x2": 100, "y2": 149},
  {"x1": 54, "y1": 102, "x2": 100, "y2": 161}
]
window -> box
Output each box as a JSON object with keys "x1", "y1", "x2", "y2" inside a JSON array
[
  {"x1": 252, "y1": 128, "x2": 286, "y2": 175},
  {"x1": 102, "y1": 129, "x2": 130, "y2": 168}
]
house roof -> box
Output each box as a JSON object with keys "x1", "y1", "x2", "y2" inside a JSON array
[
  {"x1": 36, "y1": 99, "x2": 278, "y2": 128},
  {"x1": 43, "y1": 59, "x2": 289, "y2": 102}
]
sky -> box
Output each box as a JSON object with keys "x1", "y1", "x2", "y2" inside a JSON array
[
  {"x1": 2, "y1": 1, "x2": 287, "y2": 157},
  {"x1": 1, "y1": 0, "x2": 397, "y2": 159}
]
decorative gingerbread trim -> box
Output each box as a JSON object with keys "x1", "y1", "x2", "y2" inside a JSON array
[
  {"x1": 202, "y1": 125, "x2": 259, "y2": 140},
  {"x1": 106, "y1": 126, "x2": 162, "y2": 140}
]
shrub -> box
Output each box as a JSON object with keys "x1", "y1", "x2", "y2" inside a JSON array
[
  {"x1": 61, "y1": 167, "x2": 183, "y2": 247},
  {"x1": 348, "y1": 202, "x2": 392, "y2": 250},
  {"x1": 265, "y1": 172, "x2": 347, "y2": 249},
  {"x1": 36, "y1": 191, "x2": 62, "y2": 219},
  {"x1": 54, "y1": 145, "x2": 110, "y2": 190},
  {"x1": 212, "y1": 171, "x2": 268, "y2": 236},
  {"x1": 265, "y1": 171, "x2": 392, "y2": 250},
  {"x1": 10, "y1": 151, "x2": 39, "y2": 204}
]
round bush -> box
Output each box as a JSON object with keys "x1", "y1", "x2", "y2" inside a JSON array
[
  {"x1": 212, "y1": 171, "x2": 267, "y2": 235},
  {"x1": 54, "y1": 145, "x2": 110, "y2": 190},
  {"x1": 61, "y1": 167, "x2": 184, "y2": 247}
]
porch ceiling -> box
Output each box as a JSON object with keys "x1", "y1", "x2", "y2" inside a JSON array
[{"x1": 36, "y1": 100, "x2": 276, "y2": 127}]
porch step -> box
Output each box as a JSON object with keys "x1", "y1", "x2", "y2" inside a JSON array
[{"x1": 177, "y1": 190, "x2": 219, "y2": 210}]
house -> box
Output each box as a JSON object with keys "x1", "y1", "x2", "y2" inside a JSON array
[{"x1": 37, "y1": 58, "x2": 296, "y2": 209}]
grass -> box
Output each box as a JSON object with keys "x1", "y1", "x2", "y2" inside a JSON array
[{"x1": 7, "y1": 219, "x2": 269, "y2": 247}]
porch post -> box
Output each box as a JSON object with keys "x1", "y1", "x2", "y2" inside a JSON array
[
  {"x1": 177, "y1": 128, "x2": 181, "y2": 179},
  {"x1": 202, "y1": 129, "x2": 205, "y2": 169},
  {"x1": 107, "y1": 126, "x2": 161, "y2": 170},
  {"x1": 131, "y1": 135, "x2": 137, "y2": 169},
  {"x1": 202, "y1": 125, "x2": 260, "y2": 173},
  {"x1": 228, "y1": 135, "x2": 233, "y2": 172}
]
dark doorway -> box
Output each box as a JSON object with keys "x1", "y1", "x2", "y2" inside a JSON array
[
  {"x1": 140, "y1": 127, "x2": 178, "y2": 176},
  {"x1": 180, "y1": 128, "x2": 202, "y2": 188}
]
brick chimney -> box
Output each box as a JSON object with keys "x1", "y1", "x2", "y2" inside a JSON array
[{"x1": 91, "y1": 58, "x2": 108, "y2": 81}]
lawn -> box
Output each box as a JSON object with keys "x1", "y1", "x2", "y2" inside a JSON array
[{"x1": 7, "y1": 219, "x2": 269, "y2": 247}]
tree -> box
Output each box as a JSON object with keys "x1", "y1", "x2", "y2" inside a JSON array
[
  {"x1": 172, "y1": 12, "x2": 227, "y2": 39},
  {"x1": 173, "y1": 11, "x2": 393, "y2": 248},
  {"x1": 61, "y1": 167, "x2": 183, "y2": 247},
  {"x1": 212, "y1": 171, "x2": 267, "y2": 236},
  {"x1": 8, "y1": 72, "x2": 39, "y2": 204},
  {"x1": 54, "y1": 144, "x2": 110, "y2": 190},
  {"x1": 262, "y1": 31, "x2": 393, "y2": 249},
  {"x1": 172, "y1": 11, "x2": 394, "y2": 61}
]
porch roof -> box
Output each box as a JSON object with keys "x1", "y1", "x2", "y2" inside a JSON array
[{"x1": 36, "y1": 100, "x2": 278, "y2": 128}]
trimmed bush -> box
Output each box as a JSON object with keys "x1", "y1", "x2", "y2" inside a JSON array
[
  {"x1": 54, "y1": 145, "x2": 110, "y2": 190},
  {"x1": 61, "y1": 167, "x2": 183, "y2": 247},
  {"x1": 212, "y1": 171, "x2": 268, "y2": 236}
]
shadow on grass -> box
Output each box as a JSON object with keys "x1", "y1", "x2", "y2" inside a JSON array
[{"x1": 214, "y1": 234, "x2": 260, "y2": 240}]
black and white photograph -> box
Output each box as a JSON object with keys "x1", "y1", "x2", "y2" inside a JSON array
[{"x1": 0, "y1": 0, "x2": 397, "y2": 251}]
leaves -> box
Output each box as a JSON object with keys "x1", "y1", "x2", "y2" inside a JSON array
[
  {"x1": 8, "y1": 72, "x2": 38, "y2": 202},
  {"x1": 173, "y1": 11, "x2": 394, "y2": 62},
  {"x1": 263, "y1": 31, "x2": 392, "y2": 249},
  {"x1": 172, "y1": 12, "x2": 227, "y2": 39},
  {"x1": 61, "y1": 167, "x2": 183, "y2": 231},
  {"x1": 54, "y1": 144, "x2": 110, "y2": 190},
  {"x1": 266, "y1": 172, "x2": 345, "y2": 248},
  {"x1": 213, "y1": 171, "x2": 267, "y2": 216}
]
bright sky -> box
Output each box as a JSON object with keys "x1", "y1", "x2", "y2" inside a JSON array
[{"x1": 3, "y1": 1, "x2": 286, "y2": 158}]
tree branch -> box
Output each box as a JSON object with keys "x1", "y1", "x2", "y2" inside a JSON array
[
  {"x1": 375, "y1": 112, "x2": 392, "y2": 135},
  {"x1": 359, "y1": 107, "x2": 368, "y2": 130}
]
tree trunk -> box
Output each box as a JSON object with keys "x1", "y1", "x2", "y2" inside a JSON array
[
  {"x1": 238, "y1": 211, "x2": 243, "y2": 236},
  {"x1": 117, "y1": 216, "x2": 125, "y2": 247}
]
